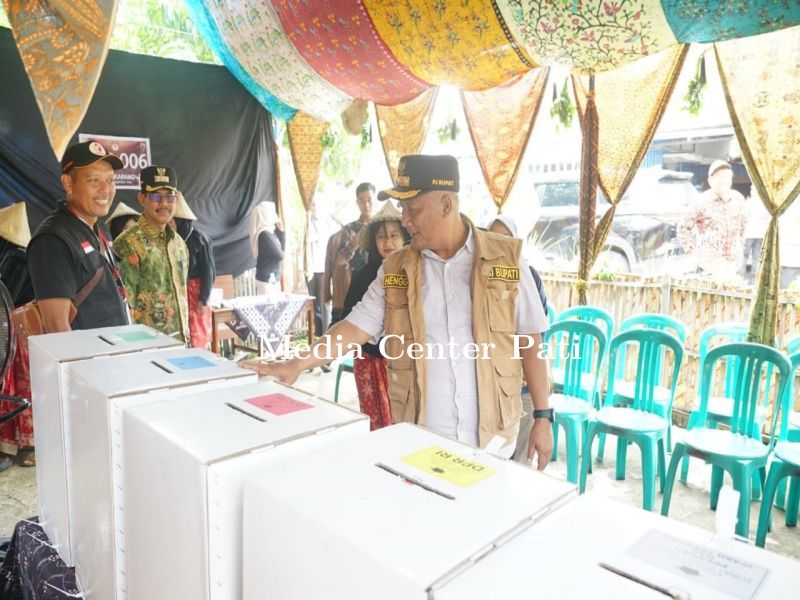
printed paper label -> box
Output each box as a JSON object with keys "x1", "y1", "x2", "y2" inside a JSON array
[
  {"x1": 402, "y1": 446, "x2": 495, "y2": 488},
  {"x1": 114, "y1": 331, "x2": 159, "y2": 343},
  {"x1": 166, "y1": 356, "x2": 217, "y2": 370},
  {"x1": 245, "y1": 393, "x2": 313, "y2": 415}
]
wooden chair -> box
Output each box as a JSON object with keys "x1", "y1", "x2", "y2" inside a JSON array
[{"x1": 210, "y1": 274, "x2": 238, "y2": 354}]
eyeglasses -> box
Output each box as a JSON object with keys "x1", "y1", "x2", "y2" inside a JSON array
[{"x1": 147, "y1": 192, "x2": 177, "y2": 203}]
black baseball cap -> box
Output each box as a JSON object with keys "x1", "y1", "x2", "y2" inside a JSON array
[
  {"x1": 378, "y1": 155, "x2": 460, "y2": 201},
  {"x1": 140, "y1": 165, "x2": 178, "y2": 193},
  {"x1": 61, "y1": 141, "x2": 123, "y2": 174}
]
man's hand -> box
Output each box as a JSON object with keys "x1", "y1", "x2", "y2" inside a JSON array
[
  {"x1": 196, "y1": 301, "x2": 207, "y2": 317},
  {"x1": 527, "y1": 419, "x2": 554, "y2": 471},
  {"x1": 240, "y1": 359, "x2": 305, "y2": 385},
  {"x1": 275, "y1": 217, "x2": 284, "y2": 232}
]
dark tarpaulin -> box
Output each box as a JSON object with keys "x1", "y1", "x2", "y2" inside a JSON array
[{"x1": 0, "y1": 27, "x2": 276, "y2": 276}]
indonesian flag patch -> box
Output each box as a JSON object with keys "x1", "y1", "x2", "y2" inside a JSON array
[{"x1": 81, "y1": 241, "x2": 94, "y2": 254}]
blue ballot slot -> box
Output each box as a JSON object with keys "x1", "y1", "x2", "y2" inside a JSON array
[{"x1": 166, "y1": 356, "x2": 217, "y2": 371}]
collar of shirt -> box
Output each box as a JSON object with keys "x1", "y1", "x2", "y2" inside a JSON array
[
  {"x1": 137, "y1": 215, "x2": 175, "y2": 243},
  {"x1": 421, "y1": 225, "x2": 474, "y2": 264}
]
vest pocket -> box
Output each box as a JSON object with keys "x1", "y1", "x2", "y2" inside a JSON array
[
  {"x1": 496, "y1": 364, "x2": 522, "y2": 429},
  {"x1": 487, "y1": 287, "x2": 517, "y2": 333},
  {"x1": 387, "y1": 366, "x2": 416, "y2": 424}
]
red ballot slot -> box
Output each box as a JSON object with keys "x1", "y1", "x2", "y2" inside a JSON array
[{"x1": 245, "y1": 393, "x2": 314, "y2": 416}]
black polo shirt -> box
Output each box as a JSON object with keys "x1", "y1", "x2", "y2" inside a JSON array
[{"x1": 28, "y1": 203, "x2": 128, "y2": 330}]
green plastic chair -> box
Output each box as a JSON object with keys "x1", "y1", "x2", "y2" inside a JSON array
[
  {"x1": 777, "y1": 334, "x2": 800, "y2": 444},
  {"x1": 773, "y1": 350, "x2": 800, "y2": 513},
  {"x1": 545, "y1": 320, "x2": 607, "y2": 484},
  {"x1": 552, "y1": 306, "x2": 613, "y2": 403},
  {"x1": 756, "y1": 353, "x2": 800, "y2": 547},
  {"x1": 679, "y1": 323, "x2": 749, "y2": 484},
  {"x1": 661, "y1": 343, "x2": 791, "y2": 539},
  {"x1": 333, "y1": 356, "x2": 354, "y2": 404},
  {"x1": 580, "y1": 329, "x2": 683, "y2": 510},
  {"x1": 597, "y1": 313, "x2": 686, "y2": 460}
]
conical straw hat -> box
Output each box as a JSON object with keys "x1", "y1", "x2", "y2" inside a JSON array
[
  {"x1": 358, "y1": 200, "x2": 403, "y2": 249},
  {"x1": 106, "y1": 202, "x2": 140, "y2": 225},
  {"x1": 0, "y1": 203, "x2": 31, "y2": 248},
  {"x1": 174, "y1": 191, "x2": 197, "y2": 221}
]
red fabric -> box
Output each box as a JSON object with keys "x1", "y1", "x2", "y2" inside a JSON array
[
  {"x1": 353, "y1": 353, "x2": 392, "y2": 431},
  {"x1": 0, "y1": 340, "x2": 33, "y2": 452},
  {"x1": 187, "y1": 277, "x2": 212, "y2": 349},
  {"x1": 271, "y1": 0, "x2": 430, "y2": 105}
]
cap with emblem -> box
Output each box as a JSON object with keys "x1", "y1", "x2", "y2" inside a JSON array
[
  {"x1": 61, "y1": 141, "x2": 123, "y2": 174},
  {"x1": 378, "y1": 155, "x2": 459, "y2": 201},
  {"x1": 140, "y1": 165, "x2": 178, "y2": 193},
  {"x1": 708, "y1": 159, "x2": 732, "y2": 179}
]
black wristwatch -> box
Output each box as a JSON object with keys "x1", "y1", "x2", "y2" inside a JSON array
[{"x1": 532, "y1": 408, "x2": 555, "y2": 423}]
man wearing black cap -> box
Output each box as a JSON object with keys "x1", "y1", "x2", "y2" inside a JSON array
[
  {"x1": 27, "y1": 141, "x2": 129, "y2": 332},
  {"x1": 244, "y1": 155, "x2": 554, "y2": 470},
  {"x1": 114, "y1": 166, "x2": 190, "y2": 342}
]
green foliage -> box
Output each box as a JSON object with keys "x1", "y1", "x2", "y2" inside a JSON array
[
  {"x1": 111, "y1": 0, "x2": 218, "y2": 64},
  {"x1": 682, "y1": 52, "x2": 708, "y2": 116},
  {"x1": 436, "y1": 118, "x2": 461, "y2": 145},
  {"x1": 0, "y1": 5, "x2": 9, "y2": 28},
  {"x1": 320, "y1": 120, "x2": 368, "y2": 190},
  {"x1": 550, "y1": 79, "x2": 575, "y2": 130}
]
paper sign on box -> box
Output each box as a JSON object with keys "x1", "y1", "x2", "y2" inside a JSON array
[
  {"x1": 402, "y1": 446, "x2": 496, "y2": 488},
  {"x1": 245, "y1": 393, "x2": 313, "y2": 416},
  {"x1": 166, "y1": 356, "x2": 217, "y2": 370}
]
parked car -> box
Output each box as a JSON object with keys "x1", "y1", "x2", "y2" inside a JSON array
[{"x1": 526, "y1": 168, "x2": 698, "y2": 274}]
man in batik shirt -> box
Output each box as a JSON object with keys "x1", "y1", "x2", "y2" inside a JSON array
[
  {"x1": 115, "y1": 166, "x2": 190, "y2": 342},
  {"x1": 677, "y1": 160, "x2": 746, "y2": 277}
]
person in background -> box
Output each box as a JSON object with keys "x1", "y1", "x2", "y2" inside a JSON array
[
  {"x1": 0, "y1": 202, "x2": 33, "y2": 306},
  {"x1": 487, "y1": 214, "x2": 550, "y2": 463},
  {"x1": 115, "y1": 165, "x2": 189, "y2": 342},
  {"x1": 341, "y1": 201, "x2": 410, "y2": 430},
  {"x1": 677, "y1": 160, "x2": 746, "y2": 278},
  {"x1": 742, "y1": 185, "x2": 770, "y2": 285},
  {"x1": 105, "y1": 202, "x2": 140, "y2": 241},
  {"x1": 307, "y1": 198, "x2": 338, "y2": 336},
  {"x1": 324, "y1": 182, "x2": 375, "y2": 324},
  {"x1": 0, "y1": 202, "x2": 33, "y2": 472},
  {"x1": 173, "y1": 192, "x2": 216, "y2": 349},
  {"x1": 250, "y1": 201, "x2": 285, "y2": 295},
  {"x1": 488, "y1": 215, "x2": 549, "y2": 315}
]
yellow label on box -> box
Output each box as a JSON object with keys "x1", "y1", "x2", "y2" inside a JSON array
[{"x1": 401, "y1": 446, "x2": 495, "y2": 488}]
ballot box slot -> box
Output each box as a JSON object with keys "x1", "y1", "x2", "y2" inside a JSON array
[
  {"x1": 375, "y1": 462, "x2": 455, "y2": 501},
  {"x1": 151, "y1": 360, "x2": 173, "y2": 374},
  {"x1": 226, "y1": 402, "x2": 268, "y2": 422}
]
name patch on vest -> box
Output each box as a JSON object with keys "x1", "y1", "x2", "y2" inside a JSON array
[
  {"x1": 383, "y1": 274, "x2": 409, "y2": 288},
  {"x1": 488, "y1": 266, "x2": 520, "y2": 282}
]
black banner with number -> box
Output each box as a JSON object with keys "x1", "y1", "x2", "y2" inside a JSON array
[{"x1": 0, "y1": 27, "x2": 277, "y2": 276}]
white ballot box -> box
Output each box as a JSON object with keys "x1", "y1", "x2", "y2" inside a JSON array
[
  {"x1": 66, "y1": 348, "x2": 254, "y2": 600},
  {"x1": 123, "y1": 380, "x2": 369, "y2": 600},
  {"x1": 434, "y1": 494, "x2": 800, "y2": 600},
  {"x1": 242, "y1": 422, "x2": 577, "y2": 600},
  {"x1": 28, "y1": 325, "x2": 182, "y2": 566}
]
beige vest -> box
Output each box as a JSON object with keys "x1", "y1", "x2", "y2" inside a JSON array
[{"x1": 381, "y1": 217, "x2": 523, "y2": 448}]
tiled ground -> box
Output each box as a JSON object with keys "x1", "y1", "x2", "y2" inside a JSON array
[{"x1": 2, "y1": 360, "x2": 799, "y2": 560}]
